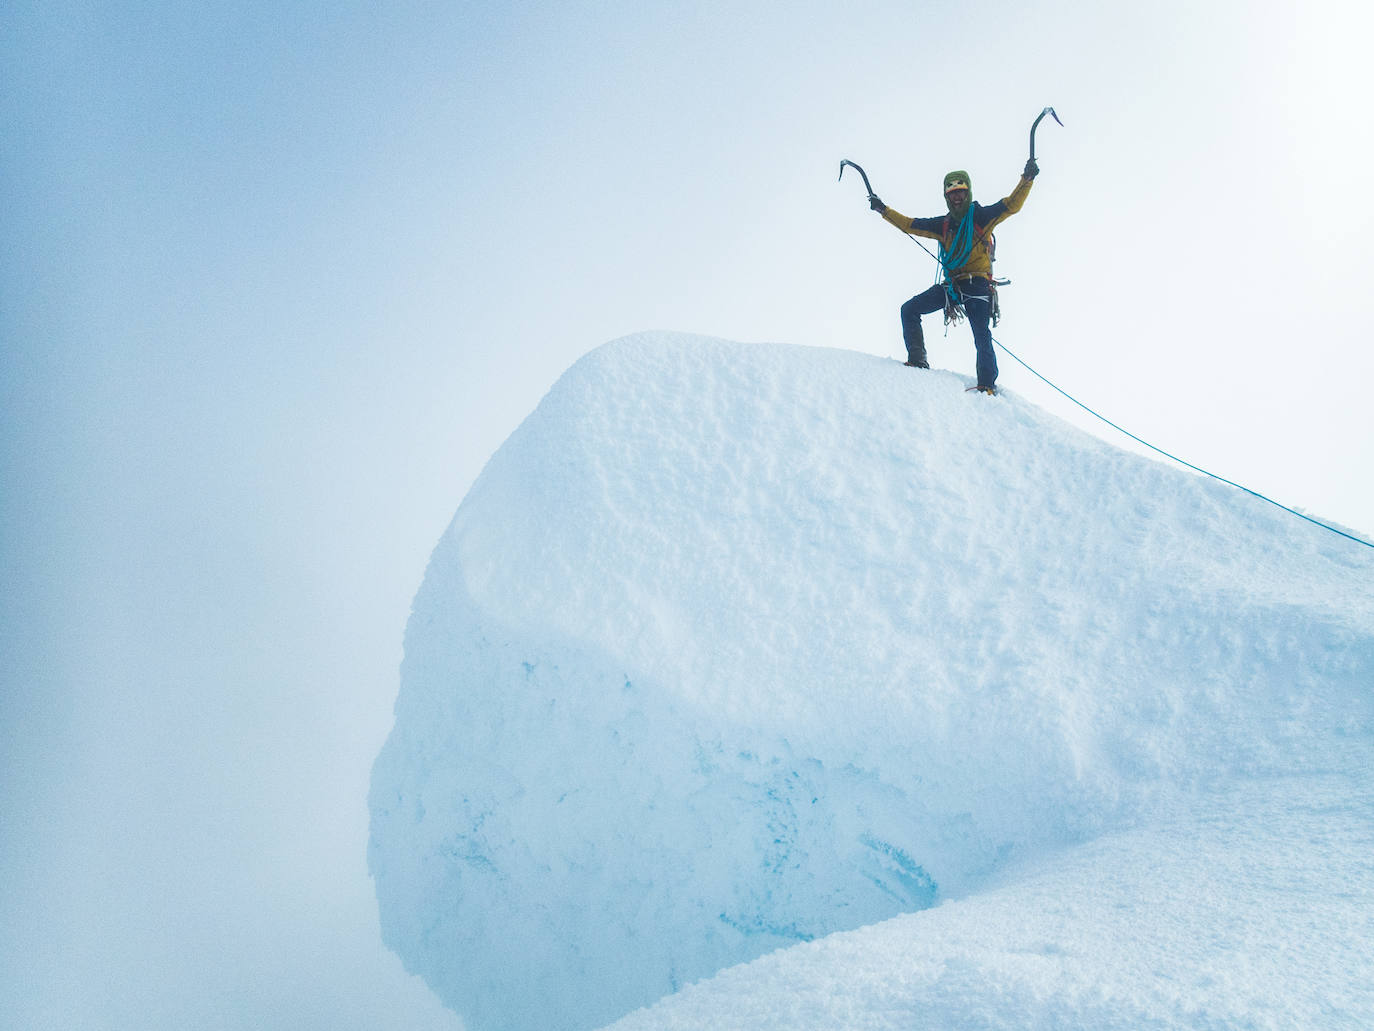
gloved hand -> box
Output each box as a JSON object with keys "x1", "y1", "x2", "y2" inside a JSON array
[
  {"x1": 1023, "y1": 158, "x2": 1039, "y2": 180},
  {"x1": 869, "y1": 194, "x2": 886, "y2": 212}
]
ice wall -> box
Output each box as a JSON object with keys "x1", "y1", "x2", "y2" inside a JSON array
[{"x1": 368, "y1": 333, "x2": 1373, "y2": 1031}]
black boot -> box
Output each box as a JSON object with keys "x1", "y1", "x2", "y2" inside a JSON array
[
  {"x1": 900, "y1": 297, "x2": 932, "y2": 369},
  {"x1": 903, "y1": 329, "x2": 929, "y2": 369},
  {"x1": 903, "y1": 334, "x2": 929, "y2": 369}
]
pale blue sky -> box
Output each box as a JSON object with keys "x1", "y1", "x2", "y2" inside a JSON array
[{"x1": 3, "y1": 1, "x2": 1371, "y2": 1028}]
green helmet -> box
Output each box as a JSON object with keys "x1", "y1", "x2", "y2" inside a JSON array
[{"x1": 943, "y1": 170, "x2": 972, "y2": 195}]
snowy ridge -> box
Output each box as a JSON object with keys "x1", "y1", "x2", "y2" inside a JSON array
[{"x1": 368, "y1": 333, "x2": 1374, "y2": 1031}]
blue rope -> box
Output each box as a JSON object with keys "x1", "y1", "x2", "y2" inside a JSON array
[
  {"x1": 938, "y1": 204, "x2": 979, "y2": 307},
  {"x1": 990, "y1": 333, "x2": 1374, "y2": 550}
]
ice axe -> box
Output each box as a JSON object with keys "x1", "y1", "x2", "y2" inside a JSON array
[
  {"x1": 838, "y1": 159, "x2": 876, "y2": 201},
  {"x1": 838, "y1": 157, "x2": 948, "y2": 268},
  {"x1": 1030, "y1": 106, "x2": 1063, "y2": 162}
]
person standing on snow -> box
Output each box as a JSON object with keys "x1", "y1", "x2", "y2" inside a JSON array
[{"x1": 868, "y1": 159, "x2": 1038, "y2": 394}]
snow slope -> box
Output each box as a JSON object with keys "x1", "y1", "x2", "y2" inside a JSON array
[{"x1": 368, "y1": 332, "x2": 1374, "y2": 1031}]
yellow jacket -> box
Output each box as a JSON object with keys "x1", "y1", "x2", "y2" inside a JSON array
[{"x1": 881, "y1": 174, "x2": 1033, "y2": 280}]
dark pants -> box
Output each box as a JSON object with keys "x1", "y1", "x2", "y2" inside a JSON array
[{"x1": 900, "y1": 278, "x2": 998, "y2": 389}]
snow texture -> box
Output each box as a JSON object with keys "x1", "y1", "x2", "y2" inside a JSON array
[{"x1": 368, "y1": 333, "x2": 1374, "y2": 1031}]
